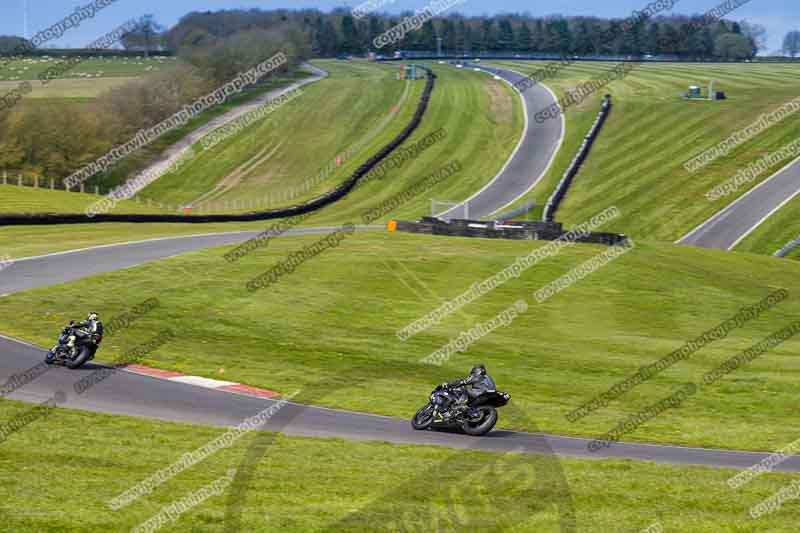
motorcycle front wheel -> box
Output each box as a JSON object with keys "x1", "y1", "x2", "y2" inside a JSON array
[
  {"x1": 411, "y1": 403, "x2": 435, "y2": 430},
  {"x1": 462, "y1": 406, "x2": 498, "y2": 436}
]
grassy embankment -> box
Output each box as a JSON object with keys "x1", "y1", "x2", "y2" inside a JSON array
[
  {"x1": 486, "y1": 61, "x2": 800, "y2": 250},
  {"x1": 1, "y1": 231, "x2": 799, "y2": 452}
]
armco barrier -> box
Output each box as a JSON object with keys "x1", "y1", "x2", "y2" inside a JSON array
[
  {"x1": 494, "y1": 201, "x2": 537, "y2": 222},
  {"x1": 0, "y1": 66, "x2": 437, "y2": 226},
  {"x1": 394, "y1": 217, "x2": 627, "y2": 246},
  {"x1": 543, "y1": 95, "x2": 612, "y2": 222},
  {"x1": 774, "y1": 235, "x2": 800, "y2": 258}
]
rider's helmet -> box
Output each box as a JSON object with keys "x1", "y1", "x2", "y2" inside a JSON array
[
  {"x1": 470, "y1": 364, "x2": 487, "y2": 376},
  {"x1": 88, "y1": 312, "x2": 98, "y2": 321}
]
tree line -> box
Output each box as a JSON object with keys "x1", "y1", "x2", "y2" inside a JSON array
[
  {"x1": 785, "y1": 31, "x2": 800, "y2": 57},
  {"x1": 163, "y1": 8, "x2": 764, "y2": 60}
]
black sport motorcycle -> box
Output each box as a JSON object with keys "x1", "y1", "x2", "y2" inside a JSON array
[
  {"x1": 411, "y1": 384, "x2": 510, "y2": 436},
  {"x1": 45, "y1": 322, "x2": 100, "y2": 370}
]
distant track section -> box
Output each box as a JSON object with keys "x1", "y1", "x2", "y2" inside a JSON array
[
  {"x1": 679, "y1": 157, "x2": 800, "y2": 250},
  {"x1": 439, "y1": 64, "x2": 563, "y2": 220},
  {"x1": 0, "y1": 226, "x2": 382, "y2": 296}
]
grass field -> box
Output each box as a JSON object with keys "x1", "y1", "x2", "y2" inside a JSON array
[
  {"x1": 139, "y1": 60, "x2": 416, "y2": 208},
  {"x1": 0, "y1": 56, "x2": 176, "y2": 80},
  {"x1": 486, "y1": 61, "x2": 800, "y2": 245},
  {"x1": 0, "y1": 56, "x2": 178, "y2": 99},
  {"x1": 2, "y1": 231, "x2": 799, "y2": 452},
  {"x1": 0, "y1": 398, "x2": 796, "y2": 532},
  {"x1": 97, "y1": 71, "x2": 312, "y2": 194},
  {"x1": 0, "y1": 185, "x2": 168, "y2": 215},
  {"x1": 0, "y1": 76, "x2": 143, "y2": 99}
]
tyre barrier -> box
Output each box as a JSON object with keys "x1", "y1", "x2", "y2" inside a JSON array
[
  {"x1": 394, "y1": 217, "x2": 628, "y2": 246},
  {"x1": 543, "y1": 95, "x2": 612, "y2": 223},
  {"x1": 0, "y1": 66, "x2": 437, "y2": 227}
]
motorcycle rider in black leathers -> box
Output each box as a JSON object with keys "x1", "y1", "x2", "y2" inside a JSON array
[
  {"x1": 64, "y1": 312, "x2": 104, "y2": 360},
  {"x1": 434, "y1": 364, "x2": 496, "y2": 420}
]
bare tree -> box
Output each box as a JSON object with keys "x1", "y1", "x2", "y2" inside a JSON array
[
  {"x1": 739, "y1": 21, "x2": 767, "y2": 53},
  {"x1": 783, "y1": 30, "x2": 800, "y2": 57},
  {"x1": 122, "y1": 15, "x2": 166, "y2": 57}
]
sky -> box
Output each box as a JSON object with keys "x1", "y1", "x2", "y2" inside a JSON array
[{"x1": 2, "y1": 0, "x2": 798, "y2": 53}]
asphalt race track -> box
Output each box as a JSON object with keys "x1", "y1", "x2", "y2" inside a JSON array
[
  {"x1": 440, "y1": 65, "x2": 563, "y2": 220},
  {"x1": 0, "y1": 226, "x2": 381, "y2": 296},
  {"x1": 2, "y1": 335, "x2": 800, "y2": 471},
  {"x1": 679, "y1": 157, "x2": 800, "y2": 250},
  {"x1": 2, "y1": 235, "x2": 799, "y2": 471}
]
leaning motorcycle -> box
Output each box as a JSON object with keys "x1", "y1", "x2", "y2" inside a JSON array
[
  {"x1": 45, "y1": 322, "x2": 100, "y2": 370},
  {"x1": 411, "y1": 384, "x2": 510, "y2": 436}
]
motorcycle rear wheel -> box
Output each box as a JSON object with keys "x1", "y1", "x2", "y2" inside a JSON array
[
  {"x1": 411, "y1": 404, "x2": 435, "y2": 430},
  {"x1": 66, "y1": 346, "x2": 92, "y2": 370},
  {"x1": 462, "y1": 406, "x2": 498, "y2": 436}
]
